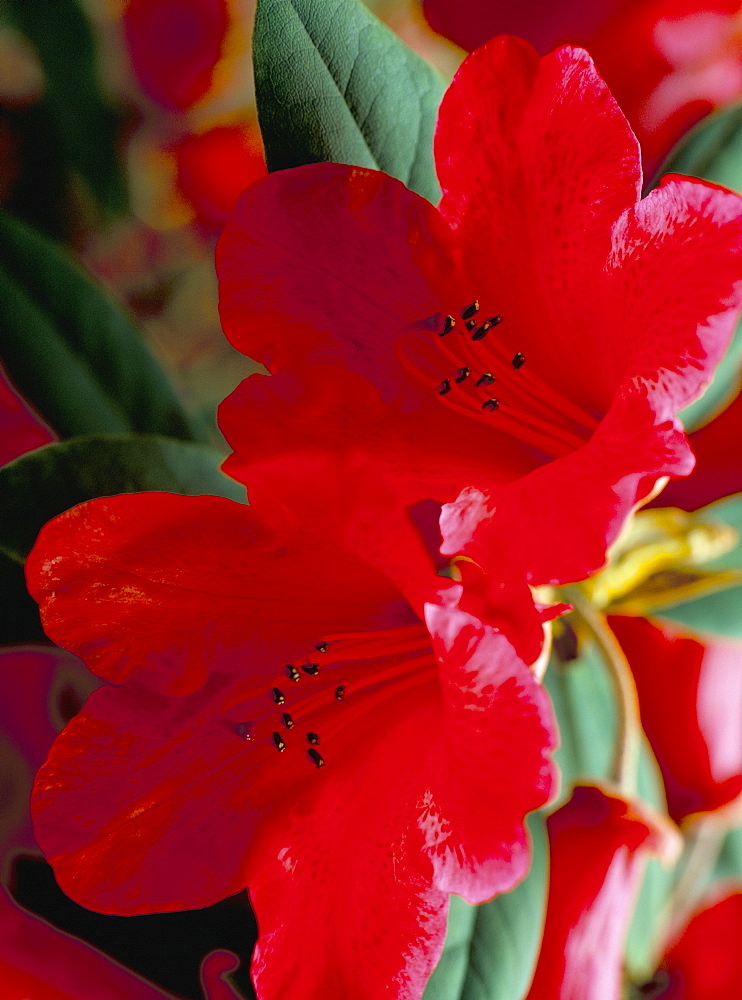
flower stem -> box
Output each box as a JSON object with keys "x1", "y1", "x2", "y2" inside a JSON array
[
  {"x1": 654, "y1": 818, "x2": 725, "y2": 954},
  {"x1": 564, "y1": 588, "x2": 643, "y2": 795}
]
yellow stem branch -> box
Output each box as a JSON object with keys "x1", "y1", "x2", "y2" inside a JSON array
[{"x1": 564, "y1": 588, "x2": 643, "y2": 795}]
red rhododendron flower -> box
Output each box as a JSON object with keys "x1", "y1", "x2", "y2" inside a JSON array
[
  {"x1": 524, "y1": 784, "x2": 680, "y2": 1000},
  {"x1": 658, "y1": 888, "x2": 742, "y2": 998},
  {"x1": 0, "y1": 883, "x2": 239, "y2": 1000},
  {"x1": 122, "y1": 0, "x2": 230, "y2": 111},
  {"x1": 609, "y1": 615, "x2": 742, "y2": 824},
  {"x1": 26, "y1": 493, "x2": 557, "y2": 1000},
  {"x1": 0, "y1": 360, "x2": 55, "y2": 466},
  {"x1": 217, "y1": 36, "x2": 742, "y2": 609}
]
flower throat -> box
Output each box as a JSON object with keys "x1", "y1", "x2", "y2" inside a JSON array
[{"x1": 398, "y1": 300, "x2": 599, "y2": 457}]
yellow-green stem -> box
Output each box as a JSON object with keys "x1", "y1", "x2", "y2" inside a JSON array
[{"x1": 563, "y1": 588, "x2": 643, "y2": 795}]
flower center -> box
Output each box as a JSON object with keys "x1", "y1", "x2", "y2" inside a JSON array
[
  {"x1": 224, "y1": 624, "x2": 434, "y2": 770},
  {"x1": 397, "y1": 300, "x2": 599, "y2": 457}
]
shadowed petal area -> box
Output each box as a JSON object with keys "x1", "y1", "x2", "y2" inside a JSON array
[
  {"x1": 525, "y1": 785, "x2": 680, "y2": 1000},
  {"x1": 610, "y1": 615, "x2": 742, "y2": 823},
  {"x1": 216, "y1": 163, "x2": 459, "y2": 398},
  {"x1": 0, "y1": 884, "x2": 178, "y2": 999},
  {"x1": 0, "y1": 645, "x2": 99, "y2": 878},
  {"x1": 659, "y1": 388, "x2": 742, "y2": 511},
  {"x1": 26, "y1": 493, "x2": 414, "y2": 696}
]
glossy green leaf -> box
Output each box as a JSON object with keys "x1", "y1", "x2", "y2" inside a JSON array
[
  {"x1": 659, "y1": 103, "x2": 742, "y2": 432},
  {"x1": 0, "y1": 434, "x2": 245, "y2": 564},
  {"x1": 253, "y1": 0, "x2": 445, "y2": 203},
  {"x1": 423, "y1": 813, "x2": 548, "y2": 1000},
  {"x1": 0, "y1": 211, "x2": 197, "y2": 441},
  {"x1": 3, "y1": 0, "x2": 127, "y2": 214},
  {"x1": 653, "y1": 493, "x2": 742, "y2": 637}
]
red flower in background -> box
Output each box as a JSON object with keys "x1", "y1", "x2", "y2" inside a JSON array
[
  {"x1": 217, "y1": 36, "x2": 742, "y2": 607},
  {"x1": 423, "y1": 0, "x2": 742, "y2": 172},
  {"x1": 122, "y1": 0, "x2": 230, "y2": 111},
  {"x1": 172, "y1": 123, "x2": 265, "y2": 230},
  {"x1": 588, "y1": 0, "x2": 742, "y2": 173},
  {"x1": 26, "y1": 493, "x2": 557, "y2": 1000},
  {"x1": 658, "y1": 888, "x2": 742, "y2": 998},
  {"x1": 0, "y1": 361, "x2": 55, "y2": 466},
  {"x1": 524, "y1": 784, "x2": 680, "y2": 1000},
  {"x1": 610, "y1": 615, "x2": 742, "y2": 824}
]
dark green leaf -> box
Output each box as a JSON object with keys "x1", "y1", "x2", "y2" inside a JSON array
[
  {"x1": 653, "y1": 493, "x2": 742, "y2": 637},
  {"x1": 0, "y1": 211, "x2": 197, "y2": 441},
  {"x1": 0, "y1": 434, "x2": 246, "y2": 563},
  {"x1": 0, "y1": 552, "x2": 45, "y2": 642},
  {"x1": 4, "y1": 0, "x2": 127, "y2": 214},
  {"x1": 659, "y1": 103, "x2": 742, "y2": 431},
  {"x1": 423, "y1": 813, "x2": 548, "y2": 1000},
  {"x1": 253, "y1": 0, "x2": 445, "y2": 203}
]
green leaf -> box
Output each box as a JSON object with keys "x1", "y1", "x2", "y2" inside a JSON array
[
  {"x1": 0, "y1": 434, "x2": 245, "y2": 564},
  {"x1": 3, "y1": 0, "x2": 127, "y2": 215},
  {"x1": 253, "y1": 0, "x2": 445, "y2": 203},
  {"x1": 0, "y1": 211, "x2": 197, "y2": 441},
  {"x1": 423, "y1": 813, "x2": 548, "y2": 1000},
  {"x1": 546, "y1": 638, "x2": 676, "y2": 979},
  {"x1": 659, "y1": 103, "x2": 742, "y2": 432},
  {"x1": 0, "y1": 552, "x2": 45, "y2": 642},
  {"x1": 544, "y1": 639, "x2": 617, "y2": 790},
  {"x1": 652, "y1": 493, "x2": 742, "y2": 637},
  {"x1": 714, "y1": 823, "x2": 742, "y2": 882}
]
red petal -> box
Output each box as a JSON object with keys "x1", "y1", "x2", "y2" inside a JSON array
[
  {"x1": 610, "y1": 615, "x2": 742, "y2": 823},
  {"x1": 0, "y1": 361, "x2": 56, "y2": 465},
  {"x1": 0, "y1": 884, "x2": 177, "y2": 999},
  {"x1": 200, "y1": 951, "x2": 245, "y2": 1000},
  {"x1": 219, "y1": 366, "x2": 535, "y2": 610},
  {"x1": 216, "y1": 163, "x2": 458, "y2": 391},
  {"x1": 436, "y1": 38, "x2": 642, "y2": 416},
  {"x1": 660, "y1": 889, "x2": 742, "y2": 999},
  {"x1": 606, "y1": 175, "x2": 742, "y2": 416},
  {"x1": 26, "y1": 493, "x2": 413, "y2": 695},
  {"x1": 423, "y1": 604, "x2": 558, "y2": 901},
  {"x1": 525, "y1": 785, "x2": 680, "y2": 1000},
  {"x1": 32, "y1": 602, "x2": 557, "y2": 996},
  {"x1": 440, "y1": 388, "x2": 693, "y2": 586},
  {"x1": 245, "y1": 712, "x2": 449, "y2": 1000}
]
